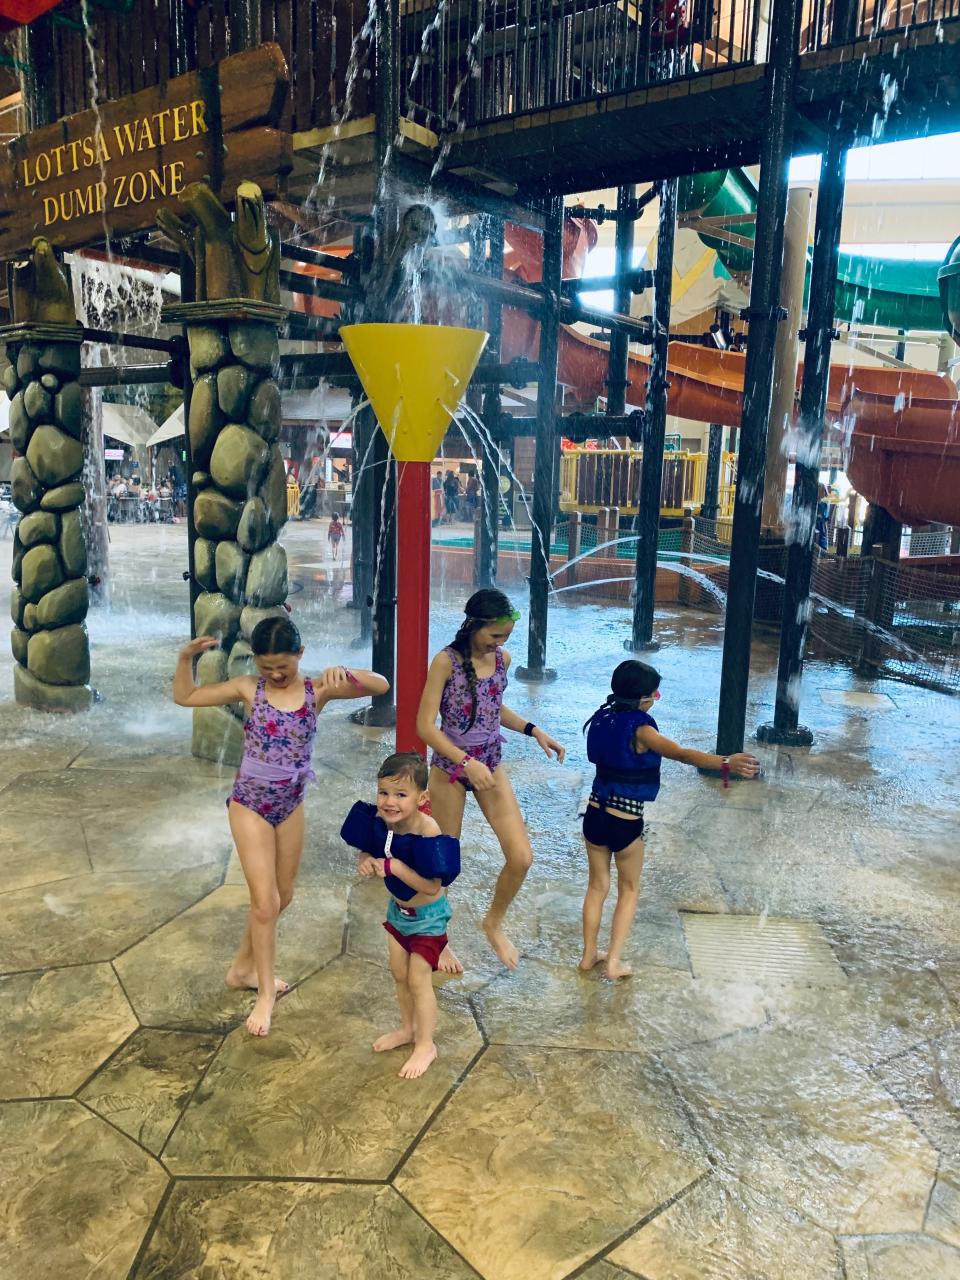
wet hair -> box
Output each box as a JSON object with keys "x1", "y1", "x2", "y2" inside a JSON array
[
  {"x1": 250, "y1": 616, "x2": 302, "y2": 657},
  {"x1": 449, "y1": 589, "x2": 515, "y2": 729},
  {"x1": 378, "y1": 751, "x2": 429, "y2": 791},
  {"x1": 583, "y1": 660, "x2": 661, "y2": 732}
]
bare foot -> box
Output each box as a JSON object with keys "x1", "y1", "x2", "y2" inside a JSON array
[
  {"x1": 245, "y1": 992, "x2": 275, "y2": 1036},
  {"x1": 437, "y1": 944, "x2": 464, "y2": 976},
  {"x1": 578, "y1": 951, "x2": 608, "y2": 973},
  {"x1": 604, "y1": 960, "x2": 633, "y2": 980},
  {"x1": 399, "y1": 1043, "x2": 438, "y2": 1078},
  {"x1": 373, "y1": 1028, "x2": 414, "y2": 1053},
  {"x1": 226, "y1": 968, "x2": 290, "y2": 995},
  {"x1": 483, "y1": 916, "x2": 520, "y2": 970}
]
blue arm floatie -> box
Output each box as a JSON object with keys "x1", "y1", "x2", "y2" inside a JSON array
[{"x1": 340, "y1": 800, "x2": 461, "y2": 901}]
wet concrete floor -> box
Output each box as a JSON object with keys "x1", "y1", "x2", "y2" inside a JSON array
[{"x1": 1, "y1": 523, "x2": 959, "y2": 1279}]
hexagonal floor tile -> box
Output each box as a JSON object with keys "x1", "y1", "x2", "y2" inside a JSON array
[
  {"x1": 873, "y1": 1030, "x2": 960, "y2": 1164},
  {"x1": 82, "y1": 800, "x2": 233, "y2": 875},
  {"x1": 473, "y1": 957, "x2": 766, "y2": 1052},
  {"x1": 533, "y1": 889, "x2": 692, "y2": 973},
  {"x1": 665, "y1": 1028, "x2": 937, "y2": 1234},
  {"x1": 0, "y1": 766, "x2": 226, "y2": 817},
  {"x1": 115, "y1": 882, "x2": 349, "y2": 1031},
  {"x1": 927, "y1": 1166, "x2": 960, "y2": 1250},
  {"x1": 79, "y1": 1028, "x2": 222, "y2": 1154},
  {"x1": 577, "y1": 1264, "x2": 638, "y2": 1280},
  {"x1": 609, "y1": 1174, "x2": 840, "y2": 1279},
  {"x1": 0, "y1": 864, "x2": 223, "y2": 972},
  {"x1": 132, "y1": 1181, "x2": 477, "y2": 1279},
  {"x1": 396, "y1": 1044, "x2": 708, "y2": 1280},
  {"x1": 0, "y1": 1100, "x2": 167, "y2": 1280},
  {"x1": 0, "y1": 808, "x2": 91, "y2": 893},
  {"x1": 163, "y1": 956, "x2": 483, "y2": 1179},
  {"x1": 1, "y1": 964, "x2": 137, "y2": 1099},
  {"x1": 765, "y1": 969, "x2": 960, "y2": 1070},
  {"x1": 842, "y1": 1233, "x2": 960, "y2": 1279}
]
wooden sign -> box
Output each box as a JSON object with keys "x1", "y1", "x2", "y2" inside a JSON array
[{"x1": 0, "y1": 43, "x2": 292, "y2": 258}]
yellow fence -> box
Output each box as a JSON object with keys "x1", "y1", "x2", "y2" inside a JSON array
[{"x1": 560, "y1": 448, "x2": 737, "y2": 519}]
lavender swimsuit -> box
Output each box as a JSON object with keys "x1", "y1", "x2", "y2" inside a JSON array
[
  {"x1": 432, "y1": 646, "x2": 508, "y2": 783},
  {"x1": 229, "y1": 677, "x2": 317, "y2": 826}
]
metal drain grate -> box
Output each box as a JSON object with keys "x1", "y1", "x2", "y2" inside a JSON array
[{"x1": 680, "y1": 913, "x2": 847, "y2": 987}]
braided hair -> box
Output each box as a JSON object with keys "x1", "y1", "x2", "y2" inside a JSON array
[
  {"x1": 448, "y1": 589, "x2": 516, "y2": 729},
  {"x1": 251, "y1": 616, "x2": 302, "y2": 655},
  {"x1": 583, "y1": 659, "x2": 661, "y2": 732}
]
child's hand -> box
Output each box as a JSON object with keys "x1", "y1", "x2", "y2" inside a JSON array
[
  {"x1": 533, "y1": 727, "x2": 565, "y2": 764},
  {"x1": 357, "y1": 856, "x2": 378, "y2": 877},
  {"x1": 730, "y1": 752, "x2": 761, "y2": 779},
  {"x1": 463, "y1": 757, "x2": 496, "y2": 791},
  {"x1": 179, "y1": 636, "x2": 217, "y2": 660}
]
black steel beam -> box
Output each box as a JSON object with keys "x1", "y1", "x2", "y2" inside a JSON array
[
  {"x1": 518, "y1": 197, "x2": 563, "y2": 683},
  {"x1": 606, "y1": 184, "x2": 637, "y2": 418},
  {"x1": 758, "y1": 134, "x2": 847, "y2": 748},
  {"x1": 716, "y1": 0, "x2": 803, "y2": 757},
  {"x1": 477, "y1": 217, "x2": 505, "y2": 589},
  {"x1": 629, "y1": 178, "x2": 677, "y2": 652},
  {"x1": 565, "y1": 271, "x2": 653, "y2": 298},
  {"x1": 701, "y1": 423, "x2": 724, "y2": 521}
]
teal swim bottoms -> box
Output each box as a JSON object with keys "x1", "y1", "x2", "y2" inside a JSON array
[{"x1": 385, "y1": 894, "x2": 452, "y2": 938}]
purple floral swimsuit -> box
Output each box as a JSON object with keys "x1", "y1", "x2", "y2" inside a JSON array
[
  {"x1": 229, "y1": 678, "x2": 318, "y2": 826},
  {"x1": 432, "y1": 646, "x2": 508, "y2": 785}
]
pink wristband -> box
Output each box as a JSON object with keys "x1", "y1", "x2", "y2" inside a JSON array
[
  {"x1": 344, "y1": 669, "x2": 362, "y2": 688},
  {"x1": 721, "y1": 757, "x2": 731, "y2": 789},
  {"x1": 384, "y1": 857, "x2": 392, "y2": 877}
]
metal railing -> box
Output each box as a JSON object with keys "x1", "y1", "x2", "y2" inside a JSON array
[
  {"x1": 559, "y1": 445, "x2": 736, "y2": 517},
  {"x1": 800, "y1": 0, "x2": 960, "y2": 51},
  {"x1": 401, "y1": 0, "x2": 764, "y2": 129}
]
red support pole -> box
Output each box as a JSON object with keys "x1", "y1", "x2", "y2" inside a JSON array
[{"x1": 395, "y1": 461, "x2": 432, "y2": 754}]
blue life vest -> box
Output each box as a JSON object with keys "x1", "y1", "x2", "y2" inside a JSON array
[
  {"x1": 340, "y1": 801, "x2": 461, "y2": 902},
  {"x1": 586, "y1": 708, "x2": 661, "y2": 805}
]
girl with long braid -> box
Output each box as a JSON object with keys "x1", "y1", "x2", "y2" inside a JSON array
[{"x1": 416, "y1": 589, "x2": 566, "y2": 970}]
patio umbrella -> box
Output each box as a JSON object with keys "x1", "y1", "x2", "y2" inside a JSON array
[{"x1": 145, "y1": 404, "x2": 184, "y2": 447}]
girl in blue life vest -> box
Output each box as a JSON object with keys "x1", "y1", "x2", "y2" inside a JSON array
[{"x1": 580, "y1": 660, "x2": 760, "y2": 980}]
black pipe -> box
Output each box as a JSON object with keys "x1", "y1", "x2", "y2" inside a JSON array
[
  {"x1": 606, "y1": 185, "x2": 636, "y2": 417},
  {"x1": 279, "y1": 243, "x2": 357, "y2": 276},
  {"x1": 758, "y1": 134, "x2": 847, "y2": 747},
  {"x1": 628, "y1": 178, "x2": 677, "y2": 652},
  {"x1": 567, "y1": 271, "x2": 653, "y2": 299},
  {"x1": 79, "y1": 365, "x2": 174, "y2": 387},
  {"x1": 716, "y1": 0, "x2": 803, "y2": 757},
  {"x1": 518, "y1": 197, "x2": 563, "y2": 683},
  {"x1": 701, "y1": 423, "x2": 724, "y2": 520},
  {"x1": 82, "y1": 328, "x2": 179, "y2": 354}
]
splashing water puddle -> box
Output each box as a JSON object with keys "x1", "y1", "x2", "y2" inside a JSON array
[
  {"x1": 681, "y1": 913, "x2": 847, "y2": 987},
  {"x1": 820, "y1": 689, "x2": 896, "y2": 710}
]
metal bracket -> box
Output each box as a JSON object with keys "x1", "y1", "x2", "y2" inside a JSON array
[{"x1": 740, "y1": 305, "x2": 789, "y2": 322}]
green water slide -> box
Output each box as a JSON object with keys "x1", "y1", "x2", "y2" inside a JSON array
[{"x1": 677, "y1": 169, "x2": 946, "y2": 331}]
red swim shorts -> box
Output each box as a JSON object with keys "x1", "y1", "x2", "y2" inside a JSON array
[{"x1": 383, "y1": 922, "x2": 448, "y2": 971}]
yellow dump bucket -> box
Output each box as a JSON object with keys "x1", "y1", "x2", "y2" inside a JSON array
[{"x1": 340, "y1": 323, "x2": 489, "y2": 462}]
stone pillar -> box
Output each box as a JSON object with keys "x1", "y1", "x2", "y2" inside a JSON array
[
  {"x1": 2, "y1": 240, "x2": 91, "y2": 711},
  {"x1": 159, "y1": 180, "x2": 287, "y2": 765}
]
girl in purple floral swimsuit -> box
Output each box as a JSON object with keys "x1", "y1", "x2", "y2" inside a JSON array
[
  {"x1": 416, "y1": 590, "x2": 566, "y2": 974},
  {"x1": 174, "y1": 617, "x2": 388, "y2": 1037}
]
